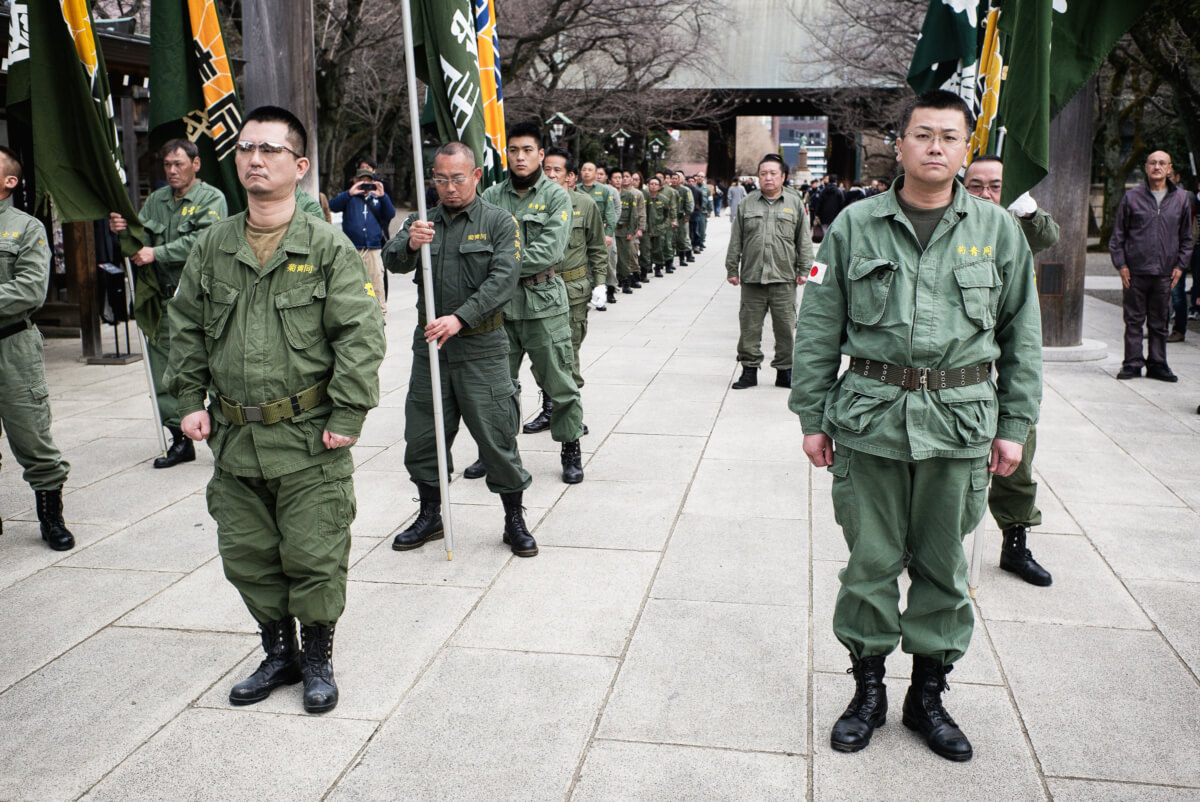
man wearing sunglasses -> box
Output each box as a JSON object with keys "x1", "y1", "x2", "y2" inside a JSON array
[
  {"x1": 166, "y1": 106, "x2": 385, "y2": 716},
  {"x1": 109, "y1": 139, "x2": 228, "y2": 468}
]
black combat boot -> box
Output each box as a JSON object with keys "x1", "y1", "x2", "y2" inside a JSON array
[
  {"x1": 621, "y1": 278, "x2": 633, "y2": 294},
  {"x1": 606, "y1": 285, "x2": 618, "y2": 304},
  {"x1": 664, "y1": 256, "x2": 675, "y2": 272},
  {"x1": 392, "y1": 484, "x2": 444, "y2": 551},
  {"x1": 731, "y1": 366, "x2": 758, "y2": 390},
  {"x1": 300, "y1": 623, "x2": 338, "y2": 714},
  {"x1": 831, "y1": 656, "x2": 888, "y2": 752},
  {"x1": 523, "y1": 392, "x2": 553, "y2": 434},
  {"x1": 500, "y1": 491, "x2": 538, "y2": 557},
  {"x1": 36, "y1": 488, "x2": 74, "y2": 551},
  {"x1": 153, "y1": 426, "x2": 196, "y2": 469},
  {"x1": 629, "y1": 275, "x2": 642, "y2": 289},
  {"x1": 640, "y1": 267, "x2": 651, "y2": 283},
  {"x1": 229, "y1": 617, "x2": 302, "y2": 705},
  {"x1": 999, "y1": 526, "x2": 1052, "y2": 586},
  {"x1": 654, "y1": 265, "x2": 664, "y2": 278},
  {"x1": 686, "y1": 250, "x2": 696, "y2": 263},
  {"x1": 463, "y1": 458, "x2": 486, "y2": 479},
  {"x1": 775, "y1": 369, "x2": 792, "y2": 388},
  {"x1": 903, "y1": 656, "x2": 973, "y2": 762},
  {"x1": 561, "y1": 440, "x2": 584, "y2": 484}
]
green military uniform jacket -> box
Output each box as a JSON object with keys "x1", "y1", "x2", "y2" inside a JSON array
[
  {"x1": 385, "y1": 196, "x2": 521, "y2": 362},
  {"x1": 645, "y1": 191, "x2": 670, "y2": 236},
  {"x1": 633, "y1": 187, "x2": 647, "y2": 233},
  {"x1": 581, "y1": 182, "x2": 616, "y2": 238},
  {"x1": 481, "y1": 172, "x2": 572, "y2": 320},
  {"x1": 167, "y1": 209, "x2": 386, "y2": 479},
  {"x1": 296, "y1": 187, "x2": 326, "y2": 220},
  {"x1": 675, "y1": 182, "x2": 694, "y2": 222},
  {"x1": 617, "y1": 189, "x2": 638, "y2": 237},
  {"x1": 1017, "y1": 208, "x2": 1060, "y2": 255},
  {"x1": 789, "y1": 177, "x2": 1042, "y2": 462},
  {"x1": 659, "y1": 185, "x2": 678, "y2": 226},
  {"x1": 726, "y1": 188, "x2": 814, "y2": 283},
  {"x1": 700, "y1": 185, "x2": 714, "y2": 214},
  {"x1": 0, "y1": 199, "x2": 52, "y2": 329},
  {"x1": 139, "y1": 180, "x2": 227, "y2": 288},
  {"x1": 565, "y1": 187, "x2": 608, "y2": 300}
]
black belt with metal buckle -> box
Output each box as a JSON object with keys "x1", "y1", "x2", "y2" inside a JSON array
[
  {"x1": 0, "y1": 319, "x2": 32, "y2": 340},
  {"x1": 520, "y1": 267, "x2": 556, "y2": 287},
  {"x1": 846, "y1": 357, "x2": 991, "y2": 391}
]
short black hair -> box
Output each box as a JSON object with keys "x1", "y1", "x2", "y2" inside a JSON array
[
  {"x1": 544, "y1": 146, "x2": 576, "y2": 174},
  {"x1": 507, "y1": 120, "x2": 543, "y2": 144},
  {"x1": 241, "y1": 105, "x2": 308, "y2": 155},
  {"x1": 970, "y1": 154, "x2": 1003, "y2": 166},
  {"x1": 434, "y1": 141, "x2": 477, "y2": 166},
  {"x1": 0, "y1": 146, "x2": 21, "y2": 180},
  {"x1": 357, "y1": 156, "x2": 377, "y2": 170},
  {"x1": 161, "y1": 139, "x2": 200, "y2": 161},
  {"x1": 758, "y1": 154, "x2": 786, "y2": 174},
  {"x1": 898, "y1": 89, "x2": 975, "y2": 137}
]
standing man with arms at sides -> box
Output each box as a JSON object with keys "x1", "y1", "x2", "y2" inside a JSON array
[
  {"x1": 696, "y1": 173, "x2": 713, "y2": 251},
  {"x1": 632, "y1": 172, "x2": 653, "y2": 282},
  {"x1": 727, "y1": 179, "x2": 746, "y2": 220},
  {"x1": 615, "y1": 170, "x2": 642, "y2": 293},
  {"x1": 110, "y1": 139, "x2": 227, "y2": 468},
  {"x1": 656, "y1": 171, "x2": 680, "y2": 270},
  {"x1": 964, "y1": 155, "x2": 1059, "y2": 587},
  {"x1": 671, "y1": 171, "x2": 695, "y2": 263},
  {"x1": 645, "y1": 176, "x2": 672, "y2": 276},
  {"x1": 598, "y1": 166, "x2": 624, "y2": 296},
  {"x1": 1110, "y1": 150, "x2": 1193, "y2": 381},
  {"x1": 579, "y1": 161, "x2": 618, "y2": 306},
  {"x1": 726, "y1": 154, "x2": 813, "y2": 390},
  {"x1": 329, "y1": 166, "x2": 395, "y2": 317},
  {"x1": 166, "y1": 106, "x2": 385, "y2": 714},
  {"x1": 791, "y1": 90, "x2": 1042, "y2": 761},
  {"x1": 384, "y1": 142, "x2": 537, "y2": 557},
  {"x1": 481, "y1": 121, "x2": 586, "y2": 483},
  {"x1": 0, "y1": 147, "x2": 75, "y2": 550}
]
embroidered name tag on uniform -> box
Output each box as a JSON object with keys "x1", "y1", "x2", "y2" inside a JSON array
[{"x1": 808, "y1": 262, "x2": 828, "y2": 285}]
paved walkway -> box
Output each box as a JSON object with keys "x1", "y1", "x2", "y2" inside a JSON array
[{"x1": 1, "y1": 217, "x2": 1199, "y2": 801}]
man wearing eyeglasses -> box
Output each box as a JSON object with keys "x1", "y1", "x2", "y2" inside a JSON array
[
  {"x1": 964, "y1": 155, "x2": 1059, "y2": 588},
  {"x1": 166, "y1": 106, "x2": 385, "y2": 716},
  {"x1": 109, "y1": 139, "x2": 228, "y2": 468},
  {"x1": 1109, "y1": 150, "x2": 1193, "y2": 381},
  {"x1": 791, "y1": 90, "x2": 1042, "y2": 763}
]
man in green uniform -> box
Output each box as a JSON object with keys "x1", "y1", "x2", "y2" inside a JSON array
[
  {"x1": 964, "y1": 155, "x2": 1059, "y2": 587},
  {"x1": 790, "y1": 91, "x2": 1042, "y2": 762},
  {"x1": 656, "y1": 171, "x2": 679, "y2": 271},
  {"x1": 726, "y1": 154, "x2": 813, "y2": 390},
  {"x1": 384, "y1": 142, "x2": 537, "y2": 557},
  {"x1": 481, "y1": 122, "x2": 585, "y2": 483},
  {"x1": 697, "y1": 173, "x2": 713, "y2": 251},
  {"x1": 671, "y1": 171, "x2": 694, "y2": 263},
  {"x1": 580, "y1": 161, "x2": 618, "y2": 306},
  {"x1": 167, "y1": 106, "x2": 385, "y2": 715},
  {"x1": 615, "y1": 171, "x2": 640, "y2": 293},
  {"x1": 645, "y1": 177, "x2": 672, "y2": 276},
  {"x1": 110, "y1": 140, "x2": 228, "y2": 468},
  {"x1": 632, "y1": 172, "x2": 653, "y2": 281},
  {"x1": 0, "y1": 147, "x2": 75, "y2": 550}
]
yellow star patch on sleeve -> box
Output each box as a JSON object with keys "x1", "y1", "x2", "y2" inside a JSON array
[{"x1": 364, "y1": 282, "x2": 376, "y2": 298}]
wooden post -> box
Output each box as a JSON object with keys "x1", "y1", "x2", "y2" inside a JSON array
[
  {"x1": 63, "y1": 222, "x2": 102, "y2": 358},
  {"x1": 120, "y1": 96, "x2": 140, "y2": 210},
  {"x1": 241, "y1": 0, "x2": 320, "y2": 199},
  {"x1": 1029, "y1": 77, "x2": 1096, "y2": 347}
]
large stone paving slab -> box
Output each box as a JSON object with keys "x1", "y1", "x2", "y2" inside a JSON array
[
  {"x1": 118, "y1": 556, "x2": 256, "y2": 633},
  {"x1": 60, "y1": 492, "x2": 217, "y2": 573},
  {"x1": 1126, "y1": 579, "x2": 1200, "y2": 677},
  {"x1": 598, "y1": 598, "x2": 806, "y2": 752},
  {"x1": 0, "y1": 627, "x2": 249, "y2": 801},
  {"x1": 536, "y1": 478, "x2": 688, "y2": 551},
  {"x1": 1045, "y1": 778, "x2": 1200, "y2": 801},
  {"x1": 1068, "y1": 503, "x2": 1200, "y2": 583},
  {"x1": 584, "y1": 432, "x2": 706, "y2": 483},
  {"x1": 0, "y1": 520, "x2": 115, "y2": 591},
  {"x1": 682, "y1": 457, "x2": 808, "y2": 519},
  {"x1": 328, "y1": 647, "x2": 615, "y2": 801},
  {"x1": 990, "y1": 621, "x2": 1200, "y2": 787}
]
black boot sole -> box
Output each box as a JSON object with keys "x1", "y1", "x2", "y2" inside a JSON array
[
  {"x1": 902, "y1": 714, "x2": 973, "y2": 761},
  {"x1": 392, "y1": 529, "x2": 445, "y2": 551},
  {"x1": 303, "y1": 694, "x2": 339, "y2": 714},
  {"x1": 153, "y1": 452, "x2": 196, "y2": 469},
  {"x1": 502, "y1": 533, "x2": 539, "y2": 557},
  {"x1": 999, "y1": 561, "x2": 1053, "y2": 586},
  {"x1": 830, "y1": 718, "x2": 885, "y2": 753},
  {"x1": 229, "y1": 670, "x2": 302, "y2": 706}
]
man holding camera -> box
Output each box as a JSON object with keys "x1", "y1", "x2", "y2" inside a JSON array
[{"x1": 330, "y1": 168, "x2": 395, "y2": 315}]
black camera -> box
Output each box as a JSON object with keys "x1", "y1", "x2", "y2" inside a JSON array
[{"x1": 357, "y1": 177, "x2": 379, "y2": 193}]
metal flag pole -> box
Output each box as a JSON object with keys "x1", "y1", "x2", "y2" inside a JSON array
[
  {"x1": 967, "y1": 499, "x2": 988, "y2": 599},
  {"x1": 123, "y1": 257, "x2": 169, "y2": 458},
  {"x1": 400, "y1": 0, "x2": 455, "y2": 561}
]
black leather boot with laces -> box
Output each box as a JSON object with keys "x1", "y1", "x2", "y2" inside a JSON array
[
  {"x1": 903, "y1": 656, "x2": 973, "y2": 761},
  {"x1": 300, "y1": 623, "x2": 338, "y2": 713},
  {"x1": 831, "y1": 656, "x2": 887, "y2": 752},
  {"x1": 392, "y1": 483, "x2": 444, "y2": 551},
  {"x1": 999, "y1": 526, "x2": 1052, "y2": 586},
  {"x1": 229, "y1": 617, "x2": 302, "y2": 705},
  {"x1": 500, "y1": 491, "x2": 538, "y2": 557}
]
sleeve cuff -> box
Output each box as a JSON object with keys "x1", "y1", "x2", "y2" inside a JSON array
[
  {"x1": 995, "y1": 418, "x2": 1031, "y2": 444},
  {"x1": 326, "y1": 408, "x2": 366, "y2": 439},
  {"x1": 177, "y1": 395, "x2": 207, "y2": 419},
  {"x1": 800, "y1": 414, "x2": 825, "y2": 435}
]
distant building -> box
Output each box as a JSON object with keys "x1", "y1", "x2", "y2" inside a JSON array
[{"x1": 774, "y1": 116, "x2": 828, "y2": 177}]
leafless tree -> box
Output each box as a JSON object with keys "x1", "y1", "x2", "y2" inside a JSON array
[{"x1": 93, "y1": 0, "x2": 150, "y2": 31}]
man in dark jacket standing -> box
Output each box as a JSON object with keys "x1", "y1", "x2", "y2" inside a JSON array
[
  {"x1": 1110, "y1": 150, "x2": 1194, "y2": 382},
  {"x1": 330, "y1": 168, "x2": 395, "y2": 316}
]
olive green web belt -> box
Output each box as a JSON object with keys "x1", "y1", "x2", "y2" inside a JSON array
[
  {"x1": 417, "y1": 311, "x2": 504, "y2": 336},
  {"x1": 846, "y1": 357, "x2": 991, "y2": 391},
  {"x1": 558, "y1": 265, "x2": 588, "y2": 282},
  {"x1": 219, "y1": 378, "x2": 330, "y2": 425}
]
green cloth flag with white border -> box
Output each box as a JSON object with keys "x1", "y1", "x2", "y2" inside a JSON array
[{"x1": 907, "y1": 0, "x2": 987, "y2": 94}]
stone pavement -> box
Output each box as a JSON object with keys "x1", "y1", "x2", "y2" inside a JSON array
[{"x1": 1, "y1": 216, "x2": 1199, "y2": 801}]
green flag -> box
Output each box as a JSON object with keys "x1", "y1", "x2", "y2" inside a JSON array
[
  {"x1": 907, "y1": 0, "x2": 987, "y2": 94},
  {"x1": 997, "y1": 0, "x2": 1142, "y2": 204},
  {"x1": 412, "y1": 0, "x2": 506, "y2": 186},
  {"x1": 150, "y1": 0, "x2": 245, "y2": 213}
]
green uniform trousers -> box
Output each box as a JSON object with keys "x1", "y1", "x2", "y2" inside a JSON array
[
  {"x1": 674, "y1": 219, "x2": 691, "y2": 255},
  {"x1": 987, "y1": 426, "x2": 1041, "y2": 529},
  {"x1": 208, "y1": 455, "x2": 356, "y2": 627},
  {"x1": 616, "y1": 236, "x2": 635, "y2": 280},
  {"x1": 568, "y1": 300, "x2": 589, "y2": 389},
  {"x1": 605, "y1": 241, "x2": 618, "y2": 289},
  {"x1": 650, "y1": 235, "x2": 669, "y2": 266},
  {"x1": 0, "y1": 328, "x2": 69, "y2": 489},
  {"x1": 738, "y1": 281, "x2": 797, "y2": 370},
  {"x1": 146, "y1": 318, "x2": 181, "y2": 428},
  {"x1": 506, "y1": 315, "x2": 584, "y2": 443},
  {"x1": 696, "y1": 214, "x2": 707, "y2": 248},
  {"x1": 404, "y1": 349, "x2": 531, "y2": 495},
  {"x1": 638, "y1": 233, "x2": 652, "y2": 271},
  {"x1": 830, "y1": 446, "x2": 988, "y2": 666}
]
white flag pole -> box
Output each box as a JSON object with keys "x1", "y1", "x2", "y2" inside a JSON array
[
  {"x1": 124, "y1": 257, "x2": 169, "y2": 457},
  {"x1": 399, "y1": 0, "x2": 455, "y2": 561}
]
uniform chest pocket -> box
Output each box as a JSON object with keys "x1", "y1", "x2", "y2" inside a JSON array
[
  {"x1": 569, "y1": 222, "x2": 585, "y2": 249},
  {"x1": 459, "y1": 239, "x2": 495, "y2": 289},
  {"x1": 201, "y1": 274, "x2": 240, "y2": 340},
  {"x1": 274, "y1": 281, "x2": 327, "y2": 349},
  {"x1": 0, "y1": 240, "x2": 18, "y2": 283},
  {"x1": 846, "y1": 257, "x2": 898, "y2": 325},
  {"x1": 954, "y1": 260, "x2": 1001, "y2": 329},
  {"x1": 522, "y1": 212, "x2": 549, "y2": 239},
  {"x1": 741, "y1": 210, "x2": 765, "y2": 232}
]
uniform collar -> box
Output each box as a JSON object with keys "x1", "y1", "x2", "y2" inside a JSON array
[
  {"x1": 873, "y1": 175, "x2": 970, "y2": 220},
  {"x1": 0, "y1": 197, "x2": 11, "y2": 214},
  {"x1": 219, "y1": 205, "x2": 314, "y2": 261},
  {"x1": 170, "y1": 179, "x2": 207, "y2": 204},
  {"x1": 499, "y1": 171, "x2": 554, "y2": 198},
  {"x1": 435, "y1": 195, "x2": 482, "y2": 223}
]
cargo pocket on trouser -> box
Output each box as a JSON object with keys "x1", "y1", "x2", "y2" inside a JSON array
[
  {"x1": 961, "y1": 459, "x2": 991, "y2": 536},
  {"x1": 279, "y1": 458, "x2": 355, "y2": 625},
  {"x1": 828, "y1": 447, "x2": 859, "y2": 547}
]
